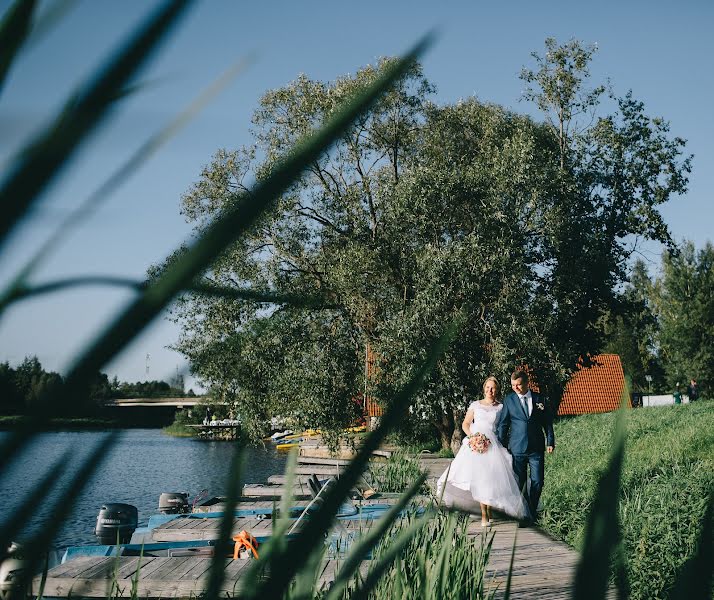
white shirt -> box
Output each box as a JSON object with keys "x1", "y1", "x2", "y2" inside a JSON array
[{"x1": 519, "y1": 390, "x2": 532, "y2": 416}]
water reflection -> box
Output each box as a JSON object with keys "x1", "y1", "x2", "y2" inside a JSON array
[{"x1": 0, "y1": 429, "x2": 287, "y2": 549}]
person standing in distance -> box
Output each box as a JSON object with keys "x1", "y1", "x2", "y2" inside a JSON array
[{"x1": 495, "y1": 370, "x2": 555, "y2": 523}]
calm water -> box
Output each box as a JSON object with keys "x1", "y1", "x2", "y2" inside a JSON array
[{"x1": 0, "y1": 429, "x2": 287, "y2": 550}]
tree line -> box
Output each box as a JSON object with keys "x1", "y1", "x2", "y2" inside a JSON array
[
  {"x1": 0, "y1": 356, "x2": 195, "y2": 416},
  {"x1": 152, "y1": 38, "x2": 693, "y2": 451},
  {"x1": 605, "y1": 243, "x2": 713, "y2": 397}
]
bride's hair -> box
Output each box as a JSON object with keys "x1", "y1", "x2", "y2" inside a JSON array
[{"x1": 482, "y1": 376, "x2": 501, "y2": 402}]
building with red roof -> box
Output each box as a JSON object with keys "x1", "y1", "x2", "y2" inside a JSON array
[
  {"x1": 557, "y1": 354, "x2": 629, "y2": 415},
  {"x1": 364, "y1": 351, "x2": 628, "y2": 418}
]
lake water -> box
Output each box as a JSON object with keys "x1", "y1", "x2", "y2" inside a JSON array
[{"x1": 0, "y1": 429, "x2": 287, "y2": 550}]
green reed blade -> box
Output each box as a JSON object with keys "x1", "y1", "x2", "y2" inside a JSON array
[
  {"x1": 54, "y1": 32, "x2": 433, "y2": 425},
  {"x1": 348, "y1": 515, "x2": 431, "y2": 600},
  {"x1": 324, "y1": 475, "x2": 427, "y2": 600},
  {"x1": 433, "y1": 513, "x2": 458, "y2": 595},
  {"x1": 3, "y1": 275, "x2": 334, "y2": 310},
  {"x1": 22, "y1": 0, "x2": 78, "y2": 55},
  {"x1": 35, "y1": 552, "x2": 51, "y2": 600},
  {"x1": 0, "y1": 0, "x2": 35, "y2": 94},
  {"x1": 502, "y1": 528, "x2": 518, "y2": 600},
  {"x1": 0, "y1": 57, "x2": 251, "y2": 318},
  {"x1": 0, "y1": 450, "x2": 71, "y2": 558},
  {"x1": 573, "y1": 408, "x2": 626, "y2": 600},
  {"x1": 278, "y1": 449, "x2": 299, "y2": 531},
  {"x1": 204, "y1": 441, "x2": 244, "y2": 600},
  {"x1": 289, "y1": 541, "x2": 325, "y2": 600},
  {"x1": 238, "y1": 314, "x2": 460, "y2": 600},
  {"x1": 0, "y1": 0, "x2": 193, "y2": 252},
  {"x1": 15, "y1": 432, "x2": 119, "y2": 595},
  {"x1": 670, "y1": 490, "x2": 713, "y2": 600}
]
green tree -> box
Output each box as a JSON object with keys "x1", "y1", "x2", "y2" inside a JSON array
[
  {"x1": 162, "y1": 45, "x2": 691, "y2": 450},
  {"x1": 0, "y1": 361, "x2": 22, "y2": 414},
  {"x1": 653, "y1": 242, "x2": 714, "y2": 397},
  {"x1": 370, "y1": 98, "x2": 561, "y2": 450},
  {"x1": 602, "y1": 260, "x2": 664, "y2": 393},
  {"x1": 518, "y1": 38, "x2": 691, "y2": 408},
  {"x1": 159, "y1": 59, "x2": 434, "y2": 443}
]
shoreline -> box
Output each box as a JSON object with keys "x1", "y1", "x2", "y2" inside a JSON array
[{"x1": 0, "y1": 415, "x2": 163, "y2": 431}]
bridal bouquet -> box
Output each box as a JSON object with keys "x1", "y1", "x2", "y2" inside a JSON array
[{"x1": 469, "y1": 432, "x2": 491, "y2": 454}]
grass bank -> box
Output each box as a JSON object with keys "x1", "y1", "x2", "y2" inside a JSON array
[
  {"x1": 0, "y1": 415, "x2": 122, "y2": 430},
  {"x1": 541, "y1": 401, "x2": 713, "y2": 599},
  {"x1": 162, "y1": 422, "x2": 195, "y2": 437}
]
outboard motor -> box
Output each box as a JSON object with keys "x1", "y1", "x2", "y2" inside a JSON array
[
  {"x1": 0, "y1": 542, "x2": 27, "y2": 600},
  {"x1": 95, "y1": 503, "x2": 138, "y2": 545},
  {"x1": 158, "y1": 492, "x2": 190, "y2": 514}
]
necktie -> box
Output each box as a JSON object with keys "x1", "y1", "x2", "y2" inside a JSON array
[{"x1": 521, "y1": 395, "x2": 529, "y2": 416}]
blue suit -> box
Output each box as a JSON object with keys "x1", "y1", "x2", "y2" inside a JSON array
[{"x1": 495, "y1": 391, "x2": 555, "y2": 520}]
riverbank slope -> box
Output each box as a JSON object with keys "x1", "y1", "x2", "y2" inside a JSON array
[{"x1": 541, "y1": 401, "x2": 713, "y2": 599}]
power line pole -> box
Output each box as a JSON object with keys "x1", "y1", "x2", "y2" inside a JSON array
[{"x1": 145, "y1": 353, "x2": 150, "y2": 378}]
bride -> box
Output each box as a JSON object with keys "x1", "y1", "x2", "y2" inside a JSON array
[{"x1": 436, "y1": 376, "x2": 529, "y2": 526}]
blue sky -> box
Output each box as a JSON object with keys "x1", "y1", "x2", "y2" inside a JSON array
[{"x1": 0, "y1": 0, "x2": 711, "y2": 389}]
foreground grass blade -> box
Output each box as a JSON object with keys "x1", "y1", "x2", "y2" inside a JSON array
[
  {"x1": 55, "y1": 32, "x2": 433, "y2": 421},
  {"x1": 670, "y1": 490, "x2": 713, "y2": 600},
  {"x1": 573, "y1": 409, "x2": 626, "y2": 600},
  {"x1": 239, "y1": 314, "x2": 460, "y2": 600},
  {"x1": 502, "y1": 528, "x2": 518, "y2": 600},
  {"x1": 0, "y1": 0, "x2": 193, "y2": 252},
  {"x1": 15, "y1": 432, "x2": 119, "y2": 595},
  {"x1": 3, "y1": 275, "x2": 333, "y2": 310},
  {"x1": 278, "y1": 449, "x2": 299, "y2": 529},
  {"x1": 0, "y1": 450, "x2": 70, "y2": 559},
  {"x1": 0, "y1": 0, "x2": 35, "y2": 94},
  {"x1": 348, "y1": 515, "x2": 432, "y2": 600},
  {"x1": 22, "y1": 0, "x2": 78, "y2": 53},
  {"x1": 0, "y1": 58, "x2": 251, "y2": 317},
  {"x1": 324, "y1": 474, "x2": 427, "y2": 600},
  {"x1": 204, "y1": 442, "x2": 244, "y2": 600}
]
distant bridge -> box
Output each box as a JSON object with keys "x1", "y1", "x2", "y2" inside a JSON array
[{"x1": 103, "y1": 397, "x2": 209, "y2": 408}]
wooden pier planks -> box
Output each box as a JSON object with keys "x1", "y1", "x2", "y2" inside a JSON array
[
  {"x1": 418, "y1": 454, "x2": 616, "y2": 600},
  {"x1": 33, "y1": 556, "x2": 363, "y2": 598},
  {"x1": 151, "y1": 514, "x2": 378, "y2": 542},
  {"x1": 241, "y1": 482, "x2": 313, "y2": 499}
]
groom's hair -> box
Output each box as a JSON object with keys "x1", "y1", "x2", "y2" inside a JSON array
[{"x1": 510, "y1": 369, "x2": 529, "y2": 383}]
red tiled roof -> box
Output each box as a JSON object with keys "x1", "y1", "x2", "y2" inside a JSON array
[
  {"x1": 558, "y1": 354, "x2": 629, "y2": 415},
  {"x1": 365, "y1": 397, "x2": 385, "y2": 417}
]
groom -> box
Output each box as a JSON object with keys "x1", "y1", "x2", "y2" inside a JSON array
[{"x1": 496, "y1": 370, "x2": 555, "y2": 523}]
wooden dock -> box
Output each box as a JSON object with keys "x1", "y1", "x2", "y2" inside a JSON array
[
  {"x1": 31, "y1": 555, "x2": 355, "y2": 598},
  {"x1": 150, "y1": 514, "x2": 376, "y2": 542},
  {"x1": 33, "y1": 453, "x2": 612, "y2": 598}
]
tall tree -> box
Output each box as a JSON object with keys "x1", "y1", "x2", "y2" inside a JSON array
[
  {"x1": 162, "y1": 44, "x2": 691, "y2": 449},
  {"x1": 653, "y1": 242, "x2": 714, "y2": 397},
  {"x1": 602, "y1": 259, "x2": 664, "y2": 393},
  {"x1": 158, "y1": 60, "x2": 435, "y2": 442},
  {"x1": 371, "y1": 99, "x2": 561, "y2": 450},
  {"x1": 519, "y1": 38, "x2": 691, "y2": 407}
]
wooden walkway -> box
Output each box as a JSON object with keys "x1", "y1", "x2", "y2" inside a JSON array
[
  {"x1": 151, "y1": 514, "x2": 376, "y2": 542},
  {"x1": 31, "y1": 555, "x2": 354, "y2": 598},
  {"x1": 421, "y1": 456, "x2": 616, "y2": 599}
]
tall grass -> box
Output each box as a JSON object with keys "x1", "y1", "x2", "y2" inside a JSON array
[
  {"x1": 542, "y1": 402, "x2": 714, "y2": 599},
  {"x1": 367, "y1": 449, "x2": 427, "y2": 494},
  {"x1": 365, "y1": 510, "x2": 495, "y2": 600}
]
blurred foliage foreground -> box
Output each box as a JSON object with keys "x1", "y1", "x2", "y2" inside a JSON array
[{"x1": 0, "y1": 1, "x2": 711, "y2": 599}]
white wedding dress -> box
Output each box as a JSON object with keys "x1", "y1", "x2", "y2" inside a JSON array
[{"x1": 436, "y1": 401, "x2": 529, "y2": 519}]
